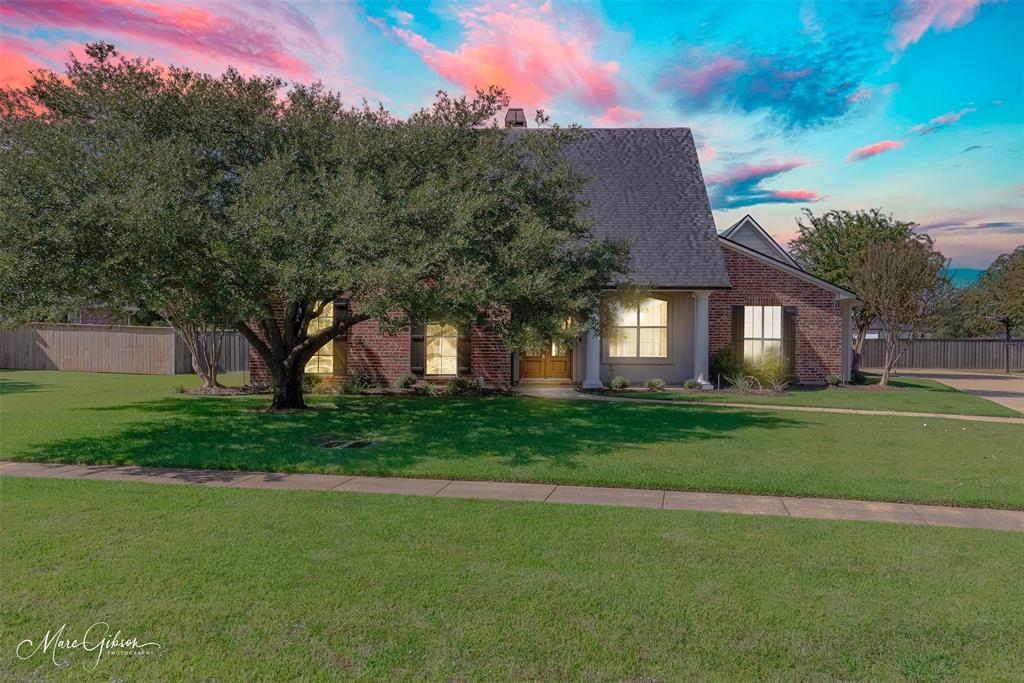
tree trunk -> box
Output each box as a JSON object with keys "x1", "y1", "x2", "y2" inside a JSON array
[
  {"x1": 175, "y1": 324, "x2": 224, "y2": 389},
  {"x1": 270, "y1": 367, "x2": 306, "y2": 410},
  {"x1": 851, "y1": 320, "x2": 869, "y2": 377}
]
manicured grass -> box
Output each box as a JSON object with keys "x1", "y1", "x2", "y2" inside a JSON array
[
  {"x1": 611, "y1": 374, "x2": 1020, "y2": 417},
  {"x1": 3, "y1": 370, "x2": 1023, "y2": 509},
  {"x1": 2, "y1": 370, "x2": 1024, "y2": 509},
  {"x1": 2, "y1": 477, "x2": 1022, "y2": 681}
]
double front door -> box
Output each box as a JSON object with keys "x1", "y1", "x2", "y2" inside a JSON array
[{"x1": 520, "y1": 339, "x2": 572, "y2": 379}]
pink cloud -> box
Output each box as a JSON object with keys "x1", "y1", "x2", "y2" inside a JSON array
[
  {"x1": 698, "y1": 144, "x2": 717, "y2": 162},
  {"x1": 847, "y1": 139, "x2": 905, "y2": 162},
  {"x1": 708, "y1": 160, "x2": 807, "y2": 187},
  {"x1": 846, "y1": 88, "x2": 872, "y2": 105},
  {"x1": 911, "y1": 107, "x2": 976, "y2": 135},
  {"x1": 659, "y1": 56, "x2": 746, "y2": 102},
  {"x1": 0, "y1": 34, "x2": 88, "y2": 88},
  {"x1": 892, "y1": 0, "x2": 987, "y2": 51},
  {"x1": 592, "y1": 105, "x2": 644, "y2": 127},
  {"x1": 388, "y1": 2, "x2": 629, "y2": 114},
  {"x1": 0, "y1": 0, "x2": 320, "y2": 78},
  {"x1": 706, "y1": 160, "x2": 819, "y2": 209},
  {"x1": 771, "y1": 189, "x2": 820, "y2": 201}
]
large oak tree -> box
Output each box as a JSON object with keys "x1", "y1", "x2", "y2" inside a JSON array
[{"x1": 0, "y1": 45, "x2": 630, "y2": 409}]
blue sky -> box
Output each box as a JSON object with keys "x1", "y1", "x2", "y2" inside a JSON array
[{"x1": 2, "y1": 0, "x2": 1022, "y2": 267}]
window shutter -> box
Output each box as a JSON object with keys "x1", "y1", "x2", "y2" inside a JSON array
[
  {"x1": 783, "y1": 307, "x2": 797, "y2": 374},
  {"x1": 333, "y1": 300, "x2": 350, "y2": 339},
  {"x1": 731, "y1": 305, "x2": 744, "y2": 358},
  {"x1": 410, "y1": 323, "x2": 426, "y2": 375},
  {"x1": 457, "y1": 325, "x2": 473, "y2": 376}
]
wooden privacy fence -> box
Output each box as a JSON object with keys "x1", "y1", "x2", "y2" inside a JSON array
[
  {"x1": 862, "y1": 338, "x2": 1023, "y2": 370},
  {"x1": 0, "y1": 324, "x2": 250, "y2": 375}
]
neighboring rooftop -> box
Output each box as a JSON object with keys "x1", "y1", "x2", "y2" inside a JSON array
[{"x1": 720, "y1": 215, "x2": 800, "y2": 268}]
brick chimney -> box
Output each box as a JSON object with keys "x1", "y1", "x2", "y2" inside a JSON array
[{"x1": 504, "y1": 107, "x2": 527, "y2": 128}]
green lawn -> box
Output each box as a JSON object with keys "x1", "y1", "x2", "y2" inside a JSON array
[
  {"x1": 2, "y1": 370, "x2": 1023, "y2": 509},
  {"x1": 610, "y1": 374, "x2": 1020, "y2": 417},
  {"x1": 2, "y1": 476, "x2": 1022, "y2": 681}
]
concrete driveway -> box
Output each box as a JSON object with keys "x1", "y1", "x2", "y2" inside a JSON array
[{"x1": 893, "y1": 369, "x2": 1024, "y2": 413}]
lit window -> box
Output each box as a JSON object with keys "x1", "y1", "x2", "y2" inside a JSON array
[
  {"x1": 743, "y1": 305, "x2": 782, "y2": 366},
  {"x1": 305, "y1": 304, "x2": 334, "y2": 375},
  {"x1": 426, "y1": 323, "x2": 458, "y2": 375},
  {"x1": 609, "y1": 298, "x2": 668, "y2": 358}
]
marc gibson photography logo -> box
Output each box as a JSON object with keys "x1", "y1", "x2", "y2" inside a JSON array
[{"x1": 16, "y1": 622, "x2": 161, "y2": 671}]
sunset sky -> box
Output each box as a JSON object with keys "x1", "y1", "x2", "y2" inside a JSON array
[{"x1": 1, "y1": 0, "x2": 1022, "y2": 269}]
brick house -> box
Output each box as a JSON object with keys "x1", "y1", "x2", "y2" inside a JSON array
[{"x1": 251, "y1": 115, "x2": 855, "y2": 388}]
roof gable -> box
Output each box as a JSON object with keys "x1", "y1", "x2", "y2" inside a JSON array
[
  {"x1": 721, "y1": 215, "x2": 799, "y2": 268},
  {"x1": 513, "y1": 128, "x2": 731, "y2": 289}
]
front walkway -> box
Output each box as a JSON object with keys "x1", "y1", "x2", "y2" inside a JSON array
[
  {"x1": 516, "y1": 386, "x2": 1024, "y2": 425},
  {"x1": 3, "y1": 461, "x2": 1021, "y2": 532},
  {"x1": 887, "y1": 369, "x2": 1024, "y2": 413}
]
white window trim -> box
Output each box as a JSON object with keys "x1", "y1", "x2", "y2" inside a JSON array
[
  {"x1": 742, "y1": 305, "x2": 783, "y2": 367},
  {"x1": 604, "y1": 296, "x2": 672, "y2": 364}
]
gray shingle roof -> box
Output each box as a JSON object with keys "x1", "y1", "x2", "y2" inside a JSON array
[{"x1": 562, "y1": 128, "x2": 730, "y2": 288}]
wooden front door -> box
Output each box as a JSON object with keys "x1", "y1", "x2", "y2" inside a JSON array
[{"x1": 520, "y1": 339, "x2": 572, "y2": 379}]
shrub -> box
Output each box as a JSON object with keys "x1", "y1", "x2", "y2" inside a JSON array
[
  {"x1": 753, "y1": 350, "x2": 788, "y2": 389},
  {"x1": 608, "y1": 375, "x2": 630, "y2": 390},
  {"x1": 646, "y1": 378, "x2": 666, "y2": 391},
  {"x1": 726, "y1": 373, "x2": 760, "y2": 392},
  {"x1": 173, "y1": 384, "x2": 187, "y2": 394},
  {"x1": 348, "y1": 372, "x2": 374, "y2": 391},
  {"x1": 710, "y1": 346, "x2": 748, "y2": 385},
  {"x1": 414, "y1": 383, "x2": 439, "y2": 396},
  {"x1": 825, "y1": 374, "x2": 842, "y2": 386},
  {"x1": 304, "y1": 374, "x2": 336, "y2": 395},
  {"x1": 309, "y1": 378, "x2": 339, "y2": 395},
  {"x1": 446, "y1": 377, "x2": 478, "y2": 396},
  {"x1": 396, "y1": 373, "x2": 417, "y2": 389},
  {"x1": 850, "y1": 371, "x2": 868, "y2": 385},
  {"x1": 683, "y1": 378, "x2": 701, "y2": 390}
]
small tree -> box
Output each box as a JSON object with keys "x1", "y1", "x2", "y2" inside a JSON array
[
  {"x1": 789, "y1": 208, "x2": 918, "y2": 376},
  {"x1": 972, "y1": 246, "x2": 1024, "y2": 372},
  {"x1": 852, "y1": 238, "x2": 950, "y2": 385}
]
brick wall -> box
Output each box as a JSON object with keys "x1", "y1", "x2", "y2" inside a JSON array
[
  {"x1": 470, "y1": 326, "x2": 512, "y2": 386},
  {"x1": 710, "y1": 247, "x2": 843, "y2": 383},
  {"x1": 248, "y1": 303, "x2": 511, "y2": 388},
  {"x1": 346, "y1": 319, "x2": 411, "y2": 385}
]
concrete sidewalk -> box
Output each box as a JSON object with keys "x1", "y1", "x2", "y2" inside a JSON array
[
  {"x1": 516, "y1": 386, "x2": 1024, "y2": 424},
  {"x1": 3, "y1": 461, "x2": 1021, "y2": 533}
]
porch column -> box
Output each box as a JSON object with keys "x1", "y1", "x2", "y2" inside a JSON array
[
  {"x1": 582, "y1": 323, "x2": 603, "y2": 389},
  {"x1": 693, "y1": 291, "x2": 711, "y2": 385}
]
